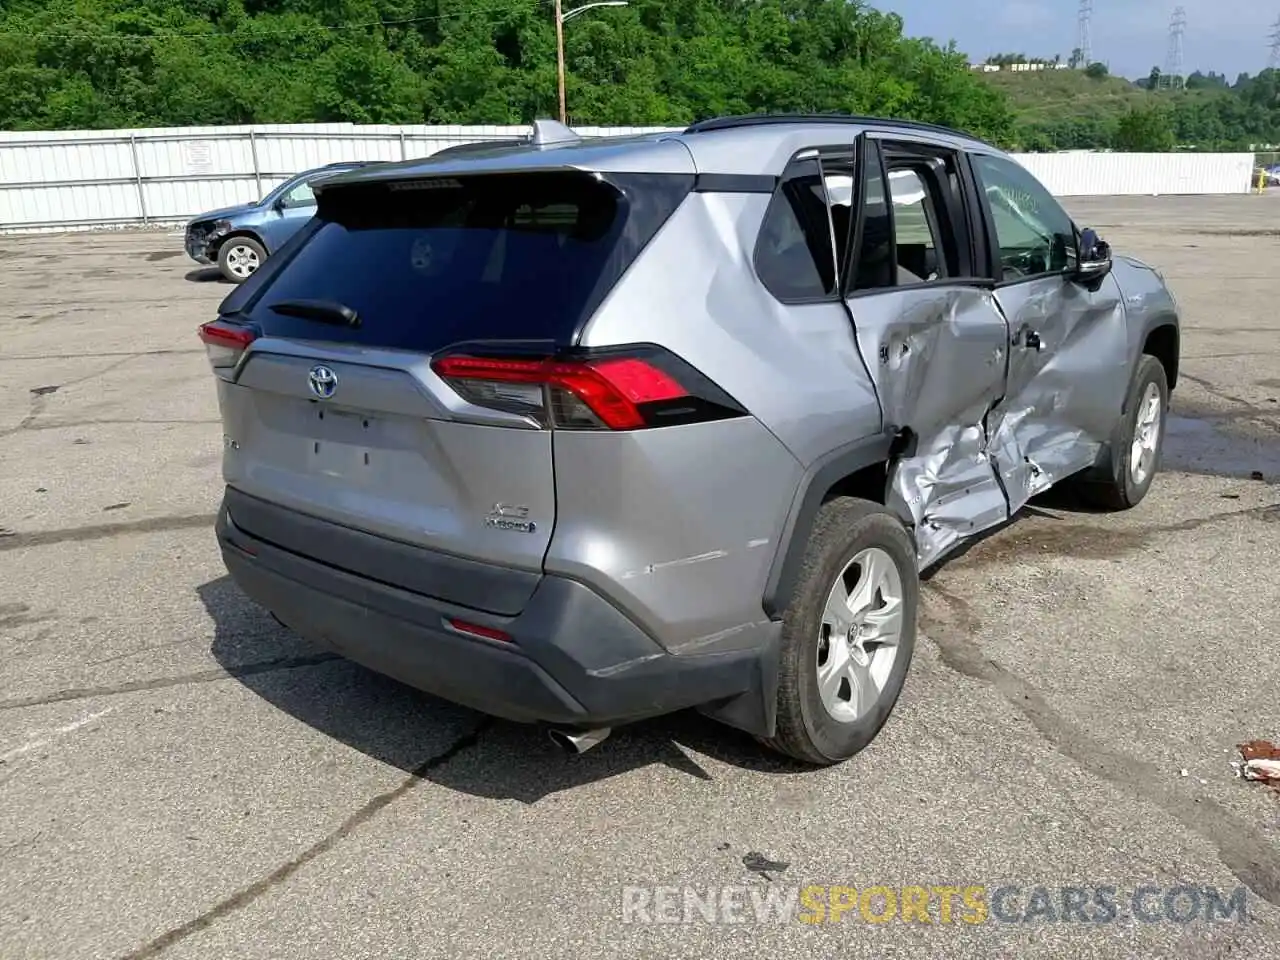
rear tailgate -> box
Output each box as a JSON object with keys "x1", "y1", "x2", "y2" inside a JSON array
[{"x1": 206, "y1": 166, "x2": 693, "y2": 615}]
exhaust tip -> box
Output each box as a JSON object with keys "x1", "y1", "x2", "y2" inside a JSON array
[{"x1": 548, "y1": 727, "x2": 611, "y2": 755}]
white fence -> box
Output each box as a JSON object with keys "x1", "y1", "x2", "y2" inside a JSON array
[
  {"x1": 0, "y1": 123, "x2": 673, "y2": 233},
  {"x1": 1015, "y1": 151, "x2": 1255, "y2": 197},
  {"x1": 0, "y1": 123, "x2": 1257, "y2": 233}
]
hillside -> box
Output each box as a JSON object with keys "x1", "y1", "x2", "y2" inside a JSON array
[
  {"x1": 981, "y1": 70, "x2": 1155, "y2": 124},
  {"x1": 980, "y1": 68, "x2": 1276, "y2": 150}
]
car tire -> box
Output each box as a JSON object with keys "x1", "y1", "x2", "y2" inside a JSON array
[
  {"x1": 217, "y1": 236, "x2": 267, "y2": 284},
  {"x1": 761, "y1": 497, "x2": 918, "y2": 766},
  {"x1": 1074, "y1": 354, "x2": 1169, "y2": 511}
]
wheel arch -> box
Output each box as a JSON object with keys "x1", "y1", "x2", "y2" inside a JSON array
[
  {"x1": 1141, "y1": 317, "x2": 1179, "y2": 392},
  {"x1": 761, "y1": 430, "x2": 899, "y2": 621}
]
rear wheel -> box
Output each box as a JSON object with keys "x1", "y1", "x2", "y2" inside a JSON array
[
  {"x1": 761, "y1": 497, "x2": 918, "y2": 766},
  {"x1": 218, "y1": 236, "x2": 266, "y2": 283},
  {"x1": 1074, "y1": 354, "x2": 1169, "y2": 510}
]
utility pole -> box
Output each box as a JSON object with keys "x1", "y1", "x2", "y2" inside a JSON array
[
  {"x1": 553, "y1": 2, "x2": 628, "y2": 124},
  {"x1": 554, "y1": 0, "x2": 568, "y2": 123}
]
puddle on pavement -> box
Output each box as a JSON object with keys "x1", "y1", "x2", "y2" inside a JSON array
[{"x1": 1162, "y1": 407, "x2": 1280, "y2": 483}]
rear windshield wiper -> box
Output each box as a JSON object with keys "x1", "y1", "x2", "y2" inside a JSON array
[{"x1": 267, "y1": 298, "x2": 360, "y2": 328}]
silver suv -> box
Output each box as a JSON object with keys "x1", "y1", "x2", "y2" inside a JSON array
[{"x1": 201, "y1": 115, "x2": 1179, "y2": 765}]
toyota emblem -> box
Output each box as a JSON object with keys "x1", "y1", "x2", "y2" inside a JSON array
[{"x1": 308, "y1": 364, "x2": 338, "y2": 400}]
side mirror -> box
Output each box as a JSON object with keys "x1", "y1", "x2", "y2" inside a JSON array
[
  {"x1": 1072, "y1": 227, "x2": 1112, "y2": 283},
  {"x1": 273, "y1": 195, "x2": 289, "y2": 212}
]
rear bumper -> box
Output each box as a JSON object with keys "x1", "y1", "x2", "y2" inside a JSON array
[{"x1": 216, "y1": 490, "x2": 778, "y2": 733}]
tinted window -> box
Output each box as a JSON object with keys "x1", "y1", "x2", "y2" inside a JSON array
[
  {"x1": 755, "y1": 158, "x2": 838, "y2": 301},
  {"x1": 971, "y1": 153, "x2": 1076, "y2": 280},
  {"x1": 244, "y1": 172, "x2": 690, "y2": 351}
]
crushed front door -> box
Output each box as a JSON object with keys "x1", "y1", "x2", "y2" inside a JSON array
[{"x1": 970, "y1": 152, "x2": 1130, "y2": 514}]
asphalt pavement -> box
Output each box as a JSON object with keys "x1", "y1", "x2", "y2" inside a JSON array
[{"x1": 1, "y1": 194, "x2": 1278, "y2": 959}]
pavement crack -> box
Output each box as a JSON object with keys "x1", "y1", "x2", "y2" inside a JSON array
[
  {"x1": 1, "y1": 392, "x2": 49, "y2": 438},
  {"x1": 1179, "y1": 373, "x2": 1280, "y2": 429},
  {"x1": 118, "y1": 718, "x2": 492, "y2": 960},
  {"x1": 23, "y1": 418, "x2": 222, "y2": 431},
  {"x1": 0, "y1": 349, "x2": 203, "y2": 362},
  {"x1": 0, "y1": 654, "x2": 342, "y2": 711},
  {"x1": 921, "y1": 583, "x2": 1280, "y2": 911},
  {"x1": 0, "y1": 514, "x2": 217, "y2": 552}
]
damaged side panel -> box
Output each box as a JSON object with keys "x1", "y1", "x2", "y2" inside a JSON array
[
  {"x1": 987, "y1": 271, "x2": 1129, "y2": 513},
  {"x1": 847, "y1": 285, "x2": 1011, "y2": 569}
]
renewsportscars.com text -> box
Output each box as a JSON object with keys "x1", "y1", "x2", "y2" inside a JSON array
[{"x1": 620, "y1": 884, "x2": 1251, "y2": 925}]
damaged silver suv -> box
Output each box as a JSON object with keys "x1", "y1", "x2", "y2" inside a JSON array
[{"x1": 201, "y1": 115, "x2": 1179, "y2": 766}]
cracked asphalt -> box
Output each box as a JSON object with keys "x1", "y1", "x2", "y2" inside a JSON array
[{"x1": 2, "y1": 195, "x2": 1279, "y2": 960}]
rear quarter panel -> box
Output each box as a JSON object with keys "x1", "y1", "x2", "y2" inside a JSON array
[
  {"x1": 545, "y1": 419, "x2": 803, "y2": 653},
  {"x1": 580, "y1": 192, "x2": 883, "y2": 465},
  {"x1": 566, "y1": 191, "x2": 883, "y2": 649}
]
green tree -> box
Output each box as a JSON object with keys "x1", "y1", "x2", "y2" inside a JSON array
[{"x1": 1113, "y1": 105, "x2": 1175, "y2": 151}]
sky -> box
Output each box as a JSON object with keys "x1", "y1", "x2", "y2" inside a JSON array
[{"x1": 882, "y1": 0, "x2": 1270, "y2": 80}]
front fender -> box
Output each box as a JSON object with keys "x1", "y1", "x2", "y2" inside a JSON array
[{"x1": 1110, "y1": 255, "x2": 1180, "y2": 389}]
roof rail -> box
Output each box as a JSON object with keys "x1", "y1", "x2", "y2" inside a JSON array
[
  {"x1": 530, "y1": 118, "x2": 582, "y2": 147},
  {"x1": 683, "y1": 112, "x2": 989, "y2": 145}
]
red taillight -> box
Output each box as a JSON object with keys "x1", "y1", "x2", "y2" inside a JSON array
[
  {"x1": 445, "y1": 617, "x2": 512, "y2": 643},
  {"x1": 198, "y1": 321, "x2": 257, "y2": 376},
  {"x1": 199, "y1": 322, "x2": 256, "y2": 350},
  {"x1": 431, "y1": 354, "x2": 689, "y2": 430}
]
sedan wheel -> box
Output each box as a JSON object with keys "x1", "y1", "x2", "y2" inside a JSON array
[{"x1": 217, "y1": 237, "x2": 267, "y2": 284}]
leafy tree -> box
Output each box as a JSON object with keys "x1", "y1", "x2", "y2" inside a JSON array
[
  {"x1": 0, "y1": 0, "x2": 1016, "y2": 140},
  {"x1": 1085, "y1": 62, "x2": 1108, "y2": 79},
  {"x1": 1113, "y1": 105, "x2": 1175, "y2": 151}
]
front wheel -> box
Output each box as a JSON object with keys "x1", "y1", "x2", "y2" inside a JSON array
[
  {"x1": 761, "y1": 497, "x2": 918, "y2": 766},
  {"x1": 217, "y1": 237, "x2": 266, "y2": 283},
  {"x1": 1074, "y1": 354, "x2": 1169, "y2": 510}
]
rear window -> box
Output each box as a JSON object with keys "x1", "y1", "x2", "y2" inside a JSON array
[{"x1": 243, "y1": 171, "x2": 691, "y2": 352}]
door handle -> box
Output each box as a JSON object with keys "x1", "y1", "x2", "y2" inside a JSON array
[{"x1": 1022, "y1": 330, "x2": 1043, "y2": 352}]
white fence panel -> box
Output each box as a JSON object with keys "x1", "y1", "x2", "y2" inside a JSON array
[
  {"x1": 1015, "y1": 151, "x2": 1254, "y2": 196},
  {"x1": 0, "y1": 122, "x2": 1258, "y2": 232}
]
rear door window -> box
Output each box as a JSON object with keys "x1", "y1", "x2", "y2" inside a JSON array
[
  {"x1": 243, "y1": 172, "x2": 690, "y2": 351},
  {"x1": 754, "y1": 153, "x2": 855, "y2": 303}
]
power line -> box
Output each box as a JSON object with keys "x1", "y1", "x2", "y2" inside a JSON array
[
  {"x1": 1269, "y1": 14, "x2": 1280, "y2": 70},
  {"x1": 0, "y1": 4, "x2": 552, "y2": 44}
]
